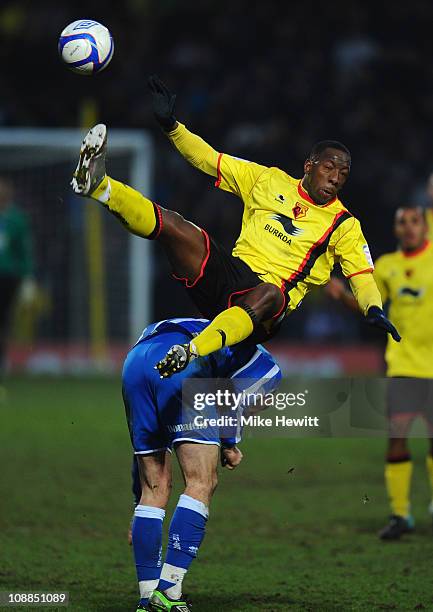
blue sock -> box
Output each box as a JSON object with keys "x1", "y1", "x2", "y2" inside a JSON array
[
  {"x1": 158, "y1": 494, "x2": 208, "y2": 600},
  {"x1": 132, "y1": 504, "x2": 165, "y2": 606}
]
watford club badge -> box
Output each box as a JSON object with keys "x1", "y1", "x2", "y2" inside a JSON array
[{"x1": 293, "y1": 201, "x2": 308, "y2": 219}]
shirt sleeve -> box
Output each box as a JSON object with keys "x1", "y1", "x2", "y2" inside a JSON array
[
  {"x1": 167, "y1": 122, "x2": 219, "y2": 177},
  {"x1": 334, "y1": 217, "x2": 375, "y2": 279},
  {"x1": 372, "y1": 256, "x2": 389, "y2": 304},
  {"x1": 348, "y1": 272, "x2": 382, "y2": 314},
  {"x1": 167, "y1": 123, "x2": 268, "y2": 200},
  {"x1": 215, "y1": 153, "x2": 269, "y2": 199}
]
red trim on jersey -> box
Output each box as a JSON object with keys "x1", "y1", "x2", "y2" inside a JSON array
[
  {"x1": 271, "y1": 282, "x2": 288, "y2": 320},
  {"x1": 227, "y1": 286, "x2": 258, "y2": 308},
  {"x1": 287, "y1": 210, "x2": 347, "y2": 284},
  {"x1": 297, "y1": 180, "x2": 337, "y2": 207},
  {"x1": 346, "y1": 267, "x2": 374, "y2": 279},
  {"x1": 172, "y1": 229, "x2": 211, "y2": 288},
  {"x1": 402, "y1": 240, "x2": 430, "y2": 258},
  {"x1": 214, "y1": 152, "x2": 224, "y2": 188},
  {"x1": 228, "y1": 282, "x2": 287, "y2": 320},
  {"x1": 153, "y1": 203, "x2": 163, "y2": 240}
]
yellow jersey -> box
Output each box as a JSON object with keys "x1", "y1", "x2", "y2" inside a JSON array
[
  {"x1": 374, "y1": 241, "x2": 433, "y2": 378},
  {"x1": 216, "y1": 153, "x2": 374, "y2": 312}
]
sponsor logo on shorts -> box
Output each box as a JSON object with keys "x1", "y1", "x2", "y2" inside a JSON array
[{"x1": 167, "y1": 422, "x2": 206, "y2": 433}]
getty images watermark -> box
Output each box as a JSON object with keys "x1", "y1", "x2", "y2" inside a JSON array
[
  {"x1": 180, "y1": 377, "x2": 433, "y2": 438},
  {"x1": 192, "y1": 388, "x2": 319, "y2": 429}
]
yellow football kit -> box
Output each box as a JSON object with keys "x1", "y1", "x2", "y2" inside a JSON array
[
  {"x1": 168, "y1": 122, "x2": 381, "y2": 315},
  {"x1": 375, "y1": 240, "x2": 433, "y2": 522},
  {"x1": 374, "y1": 241, "x2": 433, "y2": 378}
]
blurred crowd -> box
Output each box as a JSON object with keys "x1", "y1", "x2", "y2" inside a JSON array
[{"x1": 1, "y1": 0, "x2": 432, "y2": 343}]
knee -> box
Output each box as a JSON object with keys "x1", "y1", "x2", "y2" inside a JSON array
[
  {"x1": 387, "y1": 437, "x2": 410, "y2": 460},
  {"x1": 141, "y1": 477, "x2": 172, "y2": 508},
  {"x1": 186, "y1": 471, "x2": 218, "y2": 501},
  {"x1": 162, "y1": 209, "x2": 188, "y2": 232},
  {"x1": 260, "y1": 283, "x2": 284, "y2": 307},
  {"x1": 239, "y1": 282, "x2": 284, "y2": 320}
]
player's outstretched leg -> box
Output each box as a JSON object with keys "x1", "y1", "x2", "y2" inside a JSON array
[
  {"x1": 379, "y1": 435, "x2": 414, "y2": 540},
  {"x1": 72, "y1": 126, "x2": 284, "y2": 375},
  {"x1": 72, "y1": 123, "x2": 208, "y2": 283}
]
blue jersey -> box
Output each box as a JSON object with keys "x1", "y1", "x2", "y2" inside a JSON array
[
  {"x1": 135, "y1": 317, "x2": 276, "y2": 382},
  {"x1": 123, "y1": 318, "x2": 281, "y2": 454}
]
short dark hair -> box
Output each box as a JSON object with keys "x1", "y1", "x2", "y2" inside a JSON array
[
  {"x1": 395, "y1": 204, "x2": 426, "y2": 220},
  {"x1": 309, "y1": 140, "x2": 351, "y2": 160}
]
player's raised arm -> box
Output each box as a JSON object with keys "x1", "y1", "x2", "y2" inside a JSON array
[
  {"x1": 148, "y1": 75, "x2": 268, "y2": 199},
  {"x1": 333, "y1": 217, "x2": 401, "y2": 342}
]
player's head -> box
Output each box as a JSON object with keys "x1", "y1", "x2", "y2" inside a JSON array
[
  {"x1": 0, "y1": 177, "x2": 13, "y2": 210},
  {"x1": 303, "y1": 141, "x2": 351, "y2": 205},
  {"x1": 394, "y1": 205, "x2": 427, "y2": 252}
]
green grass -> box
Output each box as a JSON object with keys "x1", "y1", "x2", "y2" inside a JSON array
[{"x1": 1, "y1": 377, "x2": 433, "y2": 611}]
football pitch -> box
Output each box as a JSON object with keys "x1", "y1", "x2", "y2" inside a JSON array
[{"x1": 1, "y1": 377, "x2": 433, "y2": 611}]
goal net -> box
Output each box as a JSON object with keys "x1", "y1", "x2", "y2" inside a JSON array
[{"x1": 0, "y1": 128, "x2": 153, "y2": 373}]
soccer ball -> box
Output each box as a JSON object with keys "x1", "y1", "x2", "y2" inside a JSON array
[{"x1": 58, "y1": 20, "x2": 114, "y2": 75}]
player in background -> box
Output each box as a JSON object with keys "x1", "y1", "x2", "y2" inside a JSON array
[
  {"x1": 71, "y1": 80, "x2": 400, "y2": 377},
  {"x1": 326, "y1": 205, "x2": 433, "y2": 539},
  {"x1": 0, "y1": 177, "x2": 35, "y2": 382},
  {"x1": 123, "y1": 316, "x2": 281, "y2": 611}
]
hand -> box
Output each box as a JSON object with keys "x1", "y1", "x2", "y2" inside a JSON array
[
  {"x1": 221, "y1": 445, "x2": 243, "y2": 470},
  {"x1": 366, "y1": 306, "x2": 401, "y2": 342},
  {"x1": 155, "y1": 343, "x2": 197, "y2": 378},
  {"x1": 325, "y1": 277, "x2": 346, "y2": 300},
  {"x1": 148, "y1": 75, "x2": 177, "y2": 131}
]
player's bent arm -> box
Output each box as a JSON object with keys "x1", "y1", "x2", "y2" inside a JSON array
[
  {"x1": 348, "y1": 272, "x2": 382, "y2": 315},
  {"x1": 372, "y1": 256, "x2": 390, "y2": 304},
  {"x1": 349, "y1": 272, "x2": 400, "y2": 341}
]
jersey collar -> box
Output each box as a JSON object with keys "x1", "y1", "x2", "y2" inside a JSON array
[
  {"x1": 297, "y1": 179, "x2": 337, "y2": 207},
  {"x1": 402, "y1": 240, "x2": 431, "y2": 258}
]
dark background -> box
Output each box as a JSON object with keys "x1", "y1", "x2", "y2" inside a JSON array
[{"x1": 1, "y1": 0, "x2": 432, "y2": 344}]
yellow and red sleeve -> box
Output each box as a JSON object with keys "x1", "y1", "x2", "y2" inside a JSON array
[
  {"x1": 167, "y1": 123, "x2": 268, "y2": 198},
  {"x1": 349, "y1": 272, "x2": 382, "y2": 315}
]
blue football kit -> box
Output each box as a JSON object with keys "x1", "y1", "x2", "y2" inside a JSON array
[{"x1": 122, "y1": 317, "x2": 281, "y2": 455}]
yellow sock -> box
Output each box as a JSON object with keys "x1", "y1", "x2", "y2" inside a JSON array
[
  {"x1": 191, "y1": 306, "x2": 254, "y2": 357},
  {"x1": 384, "y1": 460, "x2": 413, "y2": 518},
  {"x1": 91, "y1": 176, "x2": 158, "y2": 238},
  {"x1": 426, "y1": 455, "x2": 433, "y2": 506}
]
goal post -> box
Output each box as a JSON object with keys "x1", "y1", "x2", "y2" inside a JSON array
[{"x1": 0, "y1": 127, "x2": 154, "y2": 368}]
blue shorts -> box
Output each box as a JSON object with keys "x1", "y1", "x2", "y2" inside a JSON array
[{"x1": 122, "y1": 331, "x2": 220, "y2": 454}]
